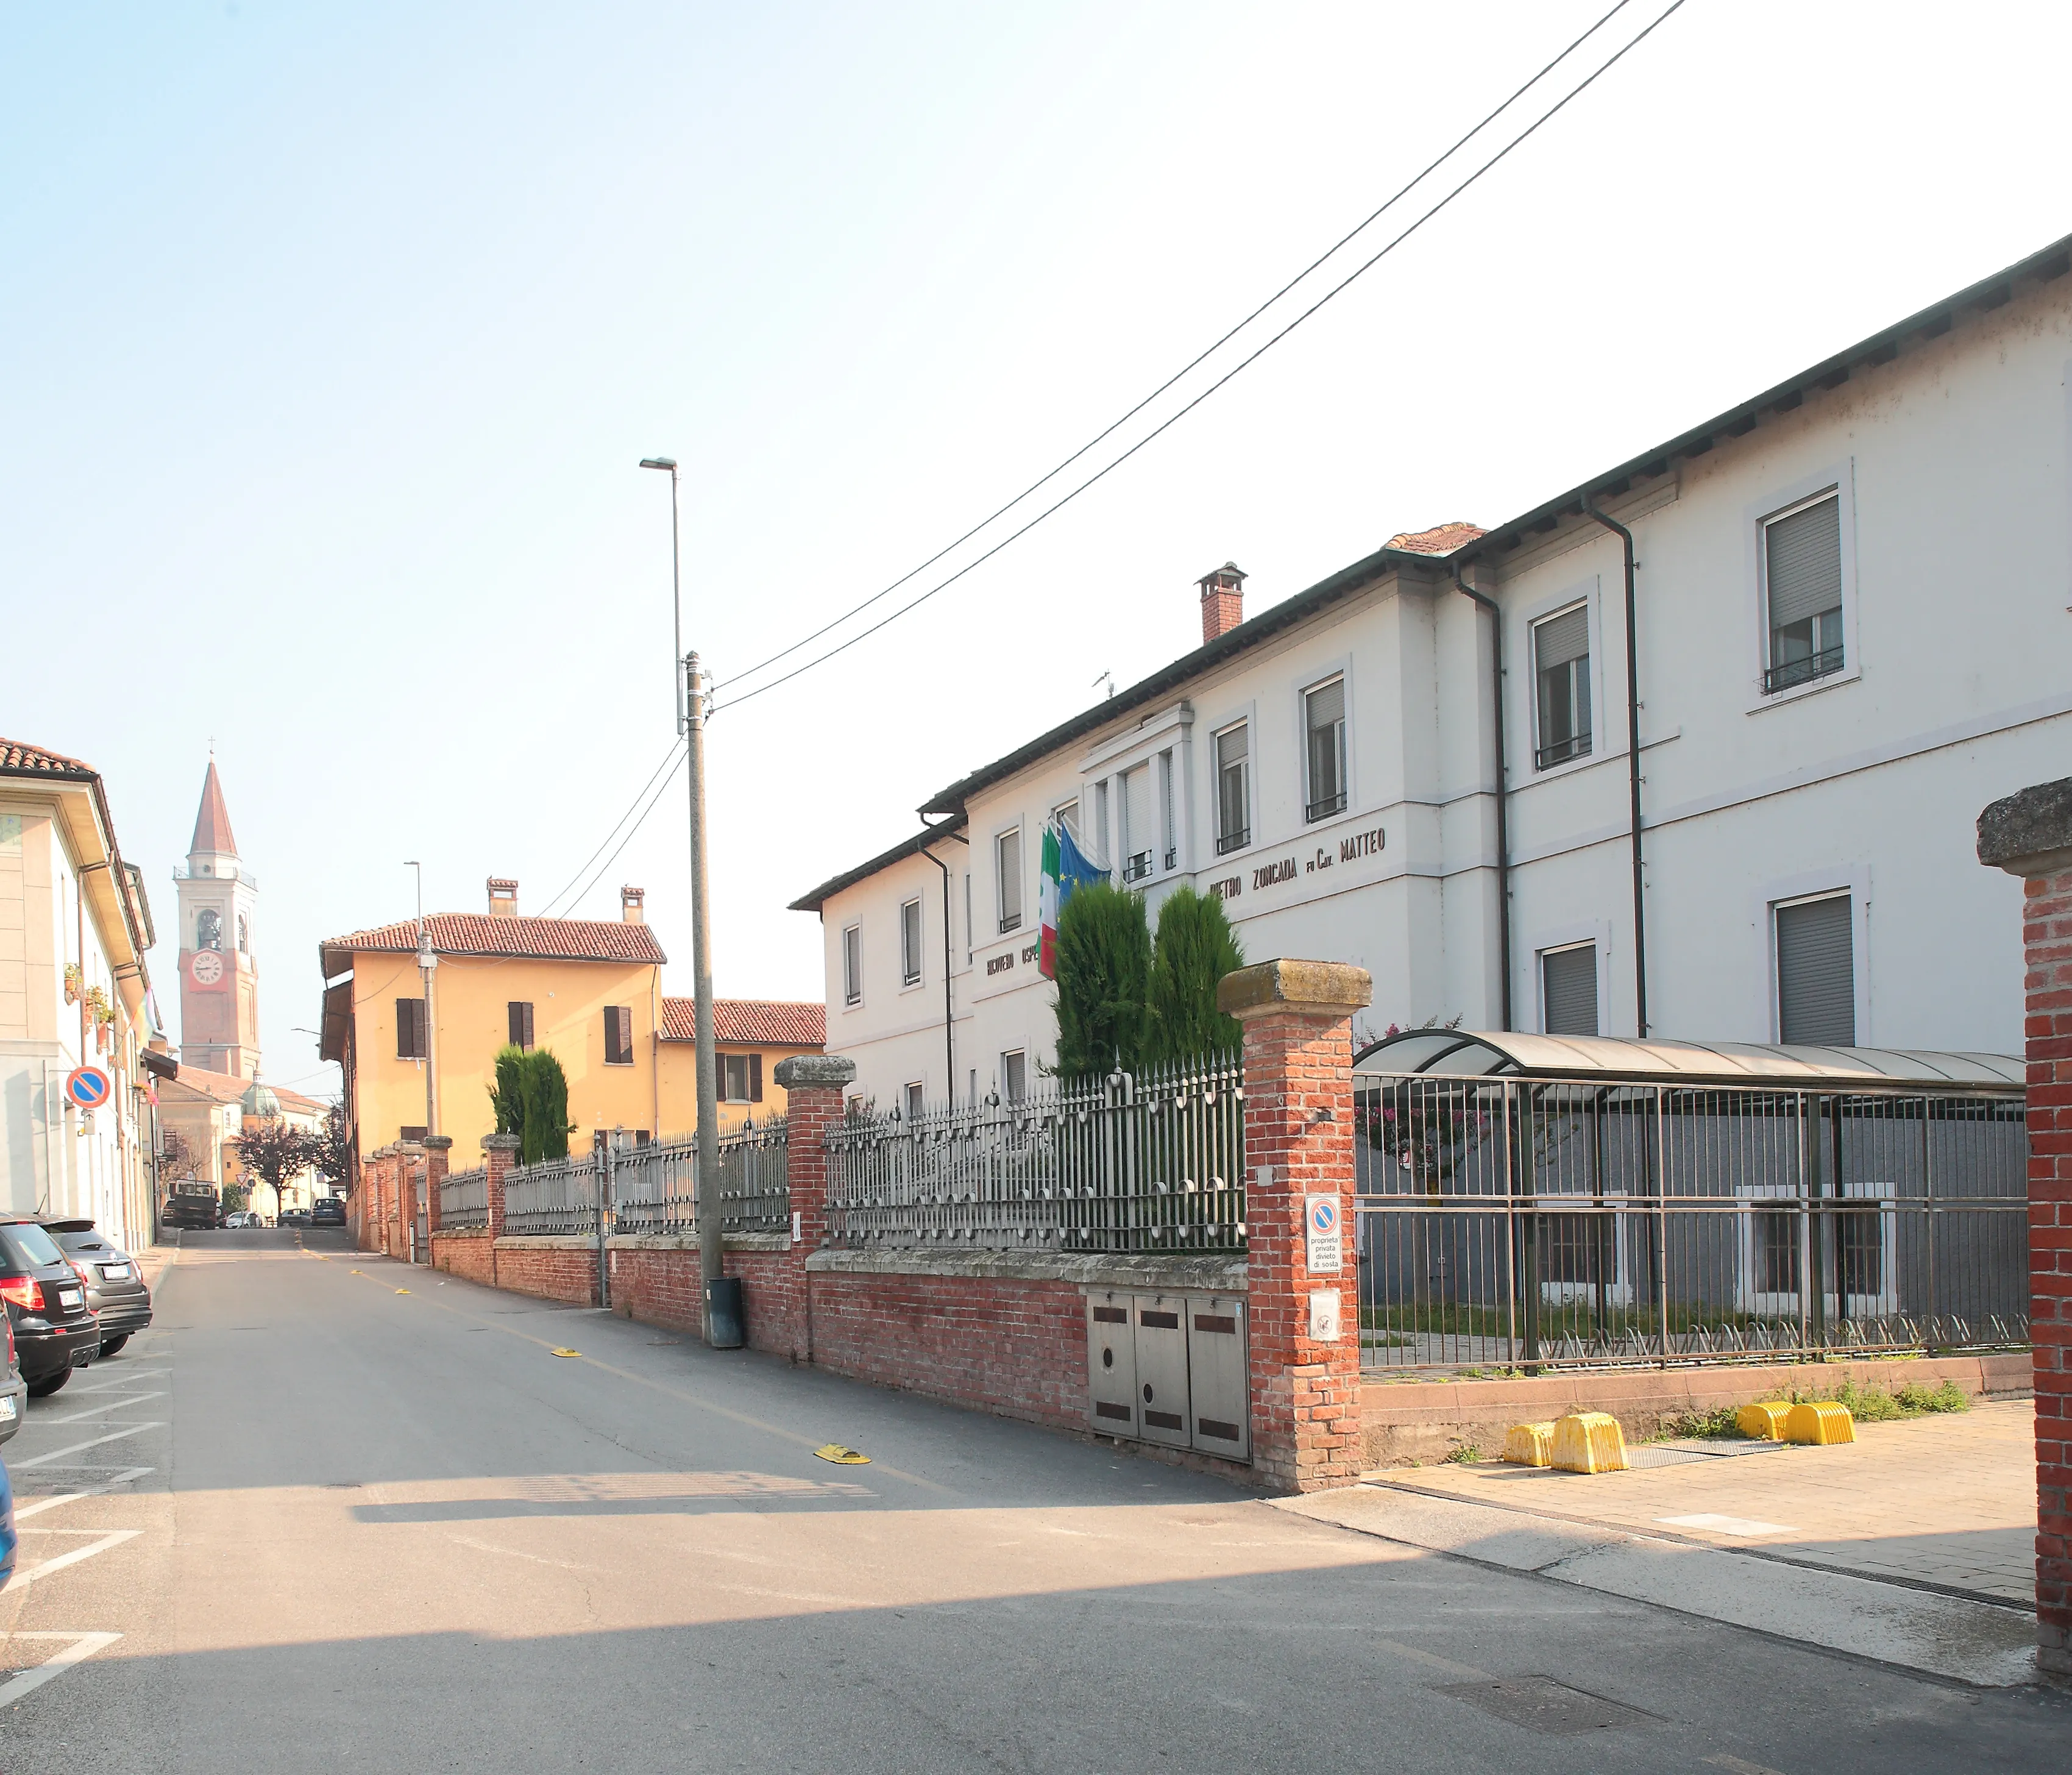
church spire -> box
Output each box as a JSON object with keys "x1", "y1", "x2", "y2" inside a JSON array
[{"x1": 189, "y1": 758, "x2": 239, "y2": 860}]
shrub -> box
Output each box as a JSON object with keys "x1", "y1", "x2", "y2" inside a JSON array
[
  {"x1": 1145, "y1": 886, "x2": 1244, "y2": 1066},
  {"x1": 488, "y1": 1044, "x2": 527, "y2": 1136},
  {"x1": 519, "y1": 1048, "x2": 575, "y2": 1164},
  {"x1": 1052, "y1": 881, "x2": 1151, "y2": 1080}
]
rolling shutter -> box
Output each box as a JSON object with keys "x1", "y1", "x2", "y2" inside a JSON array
[
  {"x1": 1776, "y1": 894, "x2": 1854, "y2": 1045},
  {"x1": 1534, "y1": 605, "x2": 1588, "y2": 671},
  {"x1": 1541, "y1": 945, "x2": 1598, "y2": 1037},
  {"x1": 1766, "y1": 494, "x2": 1842, "y2": 630}
]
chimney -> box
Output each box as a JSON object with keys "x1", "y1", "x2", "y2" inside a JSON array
[
  {"x1": 486, "y1": 878, "x2": 519, "y2": 918},
  {"x1": 1198, "y1": 561, "x2": 1246, "y2": 645},
  {"x1": 620, "y1": 885, "x2": 645, "y2": 925}
]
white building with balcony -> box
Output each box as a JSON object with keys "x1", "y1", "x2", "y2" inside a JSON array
[{"x1": 793, "y1": 233, "x2": 2072, "y2": 1111}]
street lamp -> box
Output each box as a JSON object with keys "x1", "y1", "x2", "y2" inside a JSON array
[{"x1": 639, "y1": 455, "x2": 725, "y2": 1343}]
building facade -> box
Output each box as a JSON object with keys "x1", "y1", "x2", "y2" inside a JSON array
[
  {"x1": 797, "y1": 234, "x2": 2072, "y2": 1110},
  {"x1": 0, "y1": 740, "x2": 160, "y2": 1249},
  {"x1": 156, "y1": 1066, "x2": 330, "y2": 1215}
]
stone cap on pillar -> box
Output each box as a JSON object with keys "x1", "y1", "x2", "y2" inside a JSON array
[
  {"x1": 775, "y1": 1053, "x2": 857, "y2": 1090},
  {"x1": 422, "y1": 1134, "x2": 453, "y2": 1152},
  {"x1": 1217, "y1": 958, "x2": 1373, "y2": 1022},
  {"x1": 1978, "y1": 776, "x2": 2072, "y2": 878},
  {"x1": 481, "y1": 1133, "x2": 522, "y2": 1153}
]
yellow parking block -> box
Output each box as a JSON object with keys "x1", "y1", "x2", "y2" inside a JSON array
[
  {"x1": 1503, "y1": 1421, "x2": 1556, "y2": 1467},
  {"x1": 1550, "y1": 1411, "x2": 1628, "y2": 1474},
  {"x1": 1736, "y1": 1400, "x2": 1792, "y2": 1440},
  {"x1": 1784, "y1": 1401, "x2": 1854, "y2": 1445}
]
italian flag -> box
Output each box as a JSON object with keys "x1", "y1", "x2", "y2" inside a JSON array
[{"x1": 1040, "y1": 825, "x2": 1063, "y2": 979}]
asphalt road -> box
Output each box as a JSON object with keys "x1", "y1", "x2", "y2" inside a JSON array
[{"x1": 0, "y1": 1227, "x2": 2063, "y2": 1772}]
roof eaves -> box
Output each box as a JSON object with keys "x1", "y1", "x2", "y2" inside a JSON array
[{"x1": 790, "y1": 819, "x2": 970, "y2": 914}]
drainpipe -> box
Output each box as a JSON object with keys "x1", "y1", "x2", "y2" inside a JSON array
[
  {"x1": 1581, "y1": 496, "x2": 1648, "y2": 1039},
  {"x1": 1451, "y1": 560, "x2": 1512, "y2": 1031},
  {"x1": 917, "y1": 822, "x2": 970, "y2": 1104}
]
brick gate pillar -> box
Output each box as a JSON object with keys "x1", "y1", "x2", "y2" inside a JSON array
[
  {"x1": 482, "y1": 1133, "x2": 519, "y2": 1239},
  {"x1": 422, "y1": 1134, "x2": 451, "y2": 1236},
  {"x1": 1219, "y1": 958, "x2": 1372, "y2": 1494},
  {"x1": 1979, "y1": 775, "x2": 2072, "y2": 1681},
  {"x1": 394, "y1": 1141, "x2": 424, "y2": 1262},
  {"x1": 771, "y1": 1054, "x2": 856, "y2": 1361}
]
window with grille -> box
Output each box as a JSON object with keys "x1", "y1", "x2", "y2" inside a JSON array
[
  {"x1": 842, "y1": 924, "x2": 862, "y2": 1006},
  {"x1": 1776, "y1": 892, "x2": 1853, "y2": 1045},
  {"x1": 996, "y1": 828, "x2": 1023, "y2": 933},
  {"x1": 1541, "y1": 943, "x2": 1598, "y2": 1036},
  {"x1": 1304, "y1": 678, "x2": 1346, "y2": 821},
  {"x1": 395, "y1": 997, "x2": 427, "y2": 1059},
  {"x1": 603, "y1": 1005, "x2": 634, "y2": 1065},
  {"x1": 1762, "y1": 491, "x2": 1843, "y2": 692},
  {"x1": 1001, "y1": 1050, "x2": 1027, "y2": 1104},
  {"x1": 507, "y1": 1001, "x2": 534, "y2": 1050},
  {"x1": 1533, "y1": 605, "x2": 1591, "y2": 769},
  {"x1": 1158, "y1": 750, "x2": 1177, "y2": 870},
  {"x1": 1755, "y1": 1211, "x2": 1800, "y2": 1294},
  {"x1": 1215, "y1": 723, "x2": 1249, "y2": 854},
  {"x1": 1120, "y1": 764, "x2": 1153, "y2": 881},
  {"x1": 899, "y1": 897, "x2": 923, "y2": 986}
]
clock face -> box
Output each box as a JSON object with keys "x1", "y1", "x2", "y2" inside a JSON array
[{"x1": 190, "y1": 950, "x2": 226, "y2": 987}]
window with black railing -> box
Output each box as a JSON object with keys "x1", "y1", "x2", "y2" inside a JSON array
[
  {"x1": 1533, "y1": 604, "x2": 1591, "y2": 772},
  {"x1": 1215, "y1": 722, "x2": 1249, "y2": 856},
  {"x1": 1762, "y1": 490, "x2": 1844, "y2": 695},
  {"x1": 1122, "y1": 852, "x2": 1153, "y2": 883},
  {"x1": 1304, "y1": 678, "x2": 1346, "y2": 823},
  {"x1": 1763, "y1": 630, "x2": 1844, "y2": 694}
]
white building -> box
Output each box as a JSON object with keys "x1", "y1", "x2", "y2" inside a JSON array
[{"x1": 794, "y1": 233, "x2": 2072, "y2": 1111}]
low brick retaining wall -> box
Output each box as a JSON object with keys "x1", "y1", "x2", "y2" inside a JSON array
[{"x1": 1360, "y1": 1350, "x2": 2034, "y2": 1467}]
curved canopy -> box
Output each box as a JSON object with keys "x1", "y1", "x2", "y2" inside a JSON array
[{"x1": 1352, "y1": 1030, "x2": 2024, "y2": 1092}]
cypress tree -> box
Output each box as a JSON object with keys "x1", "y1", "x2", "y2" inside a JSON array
[
  {"x1": 1051, "y1": 881, "x2": 1151, "y2": 1081},
  {"x1": 1146, "y1": 886, "x2": 1246, "y2": 1065},
  {"x1": 519, "y1": 1048, "x2": 575, "y2": 1164},
  {"x1": 488, "y1": 1044, "x2": 527, "y2": 1136}
]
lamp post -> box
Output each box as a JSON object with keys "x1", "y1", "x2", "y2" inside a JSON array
[
  {"x1": 405, "y1": 860, "x2": 438, "y2": 1139},
  {"x1": 639, "y1": 457, "x2": 725, "y2": 1341}
]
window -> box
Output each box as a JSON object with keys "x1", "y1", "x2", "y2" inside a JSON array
[
  {"x1": 197, "y1": 908, "x2": 222, "y2": 951},
  {"x1": 507, "y1": 1001, "x2": 534, "y2": 1049},
  {"x1": 395, "y1": 997, "x2": 427, "y2": 1059},
  {"x1": 1541, "y1": 943, "x2": 1598, "y2": 1036},
  {"x1": 1215, "y1": 723, "x2": 1249, "y2": 854},
  {"x1": 720, "y1": 1053, "x2": 762, "y2": 1103},
  {"x1": 1000, "y1": 1050, "x2": 1027, "y2": 1104},
  {"x1": 1762, "y1": 491, "x2": 1843, "y2": 693},
  {"x1": 1091, "y1": 780, "x2": 1110, "y2": 864},
  {"x1": 400, "y1": 1125, "x2": 428, "y2": 1144},
  {"x1": 903, "y1": 1081, "x2": 924, "y2": 1122},
  {"x1": 1304, "y1": 678, "x2": 1347, "y2": 821},
  {"x1": 1532, "y1": 606, "x2": 1592, "y2": 769},
  {"x1": 996, "y1": 828, "x2": 1023, "y2": 933},
  {"x1": 842, "y1": 924, "x2": 862, "y2": 1006},
  {"x1": 1158, "y1": 750, "x2": 1177, "y2": 871},
  {"x1": 962, "y1": 873, "x2": 972, "y2": 966},
  {"x1": 1120, "y1": 764, "x2": 1153, "y2": 881},
  {"x1": 1052, "y1": 799, "x2": 1079, "y2": 841},
  {"x1": 236, "y1": 914, "x2": 249, "y2": 954},
  {"x1": 1776, "y1": 892, "x2": 1854, "y2": 1045},
  {"x1": 603, "y1": 1005, "x2": 634, "y2": 1066},
  {"x1": 899, "y1": 897, "x2": 923, "y2": 987}
]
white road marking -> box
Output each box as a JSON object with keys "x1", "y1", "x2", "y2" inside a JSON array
[
  {"x1": 9, "y1": 1529, "x2": 141, "y2": 1587},
  {"x1": 71, "y1": 1371, "x2": 169, "y2": 1392},
  {"x1": 11, "y1": 1424, "x2": 165, "y2": 1469},
  {"x1": 1658, "y1": 1513, "x2": 1798, "y2": 1538},
  {"x1": 12, "y1": 1469, "x2": 154, "y2": 1519},
  {"x1": 0, "y1": 1632, "x2": 122, "y2": 1709},
  {"x1": 44, "y1": 1392, "x2": 166, "y2": 1424},
  {"x1": 1706, "y1": 1755, "x2": 1789, "y2": 1775}
]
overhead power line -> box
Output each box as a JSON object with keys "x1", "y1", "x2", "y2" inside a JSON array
[
  {"x1": 553, "y1": 744, "x2": 692, "y2": 920},
  {"x1": 713, "y1": 0, "x2": 1686, "y2": 713},
  {"x1": 538, "y1": 737, "x2": 686, "y2": 918}
]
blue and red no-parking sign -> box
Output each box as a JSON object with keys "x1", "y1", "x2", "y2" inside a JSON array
[{"x1": 64, "y1": 1065, "x2": 113, "y2": 1111}]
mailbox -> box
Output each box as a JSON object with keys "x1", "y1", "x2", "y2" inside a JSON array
[
  {"x1": 1085, "y1": 1286, "x2": 1252, "y2": 1462},
  {"x1": 1185, "y1": 1293, "x2": 1250, "y2": 1460},
  {"x1": 1085, "y1": 1292, "x2": 1138, "y2": 1437},
  {"x1": 1134, "y1": 1294, "x2": 1192, "y2": 1449}
]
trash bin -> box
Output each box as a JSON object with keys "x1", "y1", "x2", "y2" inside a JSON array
[{"x1": 704, "y1": 1276, "x2": 745, "y2": 1349}]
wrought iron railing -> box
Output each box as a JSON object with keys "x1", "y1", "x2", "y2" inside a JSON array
[
  {"x1": 1533, "y1": 731, "x2": 1591, "y2": 770},
  {"x1": 826, "y1": 1053, "x2": 1244, "y2": 1253},
  {"x1": 439, "y1": 1165, "x2": 488, "y2": 1229},
  {"x1": 503, "y1": 1154, "x2": 597, "y2": 1236},
  {"x1": 500, "y1": 1122, "x2": 790, "y2": 1239},
  {"x1": 1354, "y1": 1073, "x2": 2029, "y2": 1371},
  {"x1": 1763, "y1": 643, "x2": 1845, "y2": 694}
]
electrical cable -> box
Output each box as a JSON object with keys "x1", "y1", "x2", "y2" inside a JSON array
[
  {"x1": 716, "y1": 0, "x2": 1659, "y2": 700},
  {"x1": 555, "y1": 745, "x2": 691, "y2": 919},
  {"x1": 538, "y1": 737, "x2": 686, "y2": 918}
]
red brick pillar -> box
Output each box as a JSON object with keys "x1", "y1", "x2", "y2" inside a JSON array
[
  {"x1": 423, "y1": 1135, "x2": 450, "y2": 1235},
  {"x1": 1980, "y1": 777, "x2": 2072, "y2": 1682},
  {"x1": 363, "y1": 1147, "x2": 392, "y2": 1252},
  {"x1": 394, "y1": 1142, "x2": 424, "y2": 1262},
  {"x1": 768, "y1": 1055, "x2": 855, "y2": 1360},
  {"x1": 482, "y1": 1133, "x2": 518, "y2": 1239},
  {"x1": 1219, "y1": 958, "x2": 1372, "y2": 1494}
]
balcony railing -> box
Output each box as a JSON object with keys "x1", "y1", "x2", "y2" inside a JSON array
[
  {"x1": 1305, "y1": 789, "x2": 1347, "y2": 823},
  {"x1": 1763, "y1": 646, "x2": 1845, "y2": 695},
  {"x1": 1534, "y1": 732, "x2": 1592, "y2": 770},
  {"x1": 1121, "y1": 852, "x2": 1154, "y2": 883},
  {"x1": 1215, "y1": 828, "x2": 1249, "y2": 856}
]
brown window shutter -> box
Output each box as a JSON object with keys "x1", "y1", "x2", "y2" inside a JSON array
[{"x1": 750, "y1": 1053, "x2": 763, "y2": 1102}]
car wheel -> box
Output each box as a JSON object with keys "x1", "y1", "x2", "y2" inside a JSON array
[
  {"x1": 27, "y1": 1369, "x2": 71, "y2": 1398},
  {"x1": 98, "y1": 1334, "x2": 129, "y2": 1357}
]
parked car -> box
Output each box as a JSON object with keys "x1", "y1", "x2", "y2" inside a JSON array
[
  {"x1": 311, "y1": 1198, "x2": 346, "y2": 1228},
  {"x1": 41, "y1": 1220, "x2": 151, "y2": 1359},
  {"x1": 0, "y1": 1219, "x2": 99, "y2": 1396},
  {"x1": 0, "y1": 1307, "x2": 27, "y2": 1446},
  {"x1": 0, "y1": 1457, "x2": 15, "y2": 1591}
]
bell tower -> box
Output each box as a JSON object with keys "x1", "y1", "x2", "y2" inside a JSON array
[{"x1": 176, "y1": 757, "x2": 262, "y2": 1077}]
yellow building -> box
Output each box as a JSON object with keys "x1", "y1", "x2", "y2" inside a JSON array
[
  {"x1": 319, "y1": 879, "x2": 821, "y2": 1178},
  {"x1": 659, "y1": 996, "x2": 826, "y2": 1137}
]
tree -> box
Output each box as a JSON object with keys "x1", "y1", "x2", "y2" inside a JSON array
[
  {"x1": 1145, "y1": 886, "x2": 1245, "y2": 1065},
  {"x1": 519, "y1": 1048, "x2": 575, "y2": 1164},
  {"x1": 1052, "y1": 881, "x2": 1151, "y2": 1081},
  {"x1": 488, "y1": 1044, "x2": 527, "y2": 1136},
  {"x1": 158, "y1": 1124, "x2": 197, "y2": 1178},
  {"x1": 230, "y1": 1117, "x2": 318, "y2": 1222},
  {"x1": 310, "y1": 1100, "x2": 352, "y2": 1192}
]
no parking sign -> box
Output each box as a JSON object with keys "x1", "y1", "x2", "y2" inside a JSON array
[
  {"x1": 65, "y1": 1064, "x2": 113, "y2": 1112},
  {"x1": 1304, "y1": 1192, "x2": 1343, "y2": 1273}
]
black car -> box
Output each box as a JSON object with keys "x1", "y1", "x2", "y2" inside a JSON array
[
  {"x1": 0, "y1": 1307, "x2": 28, "y2": 1445},
  {"x1": 0, "y1": 1220, "x2": 99, "y2": 1396},
  {"x1": 311, "y1": 1198, "x2": 346, "y2": 1228},
  {"x1": 42, "y1": 1221, "x2": 151, "y2": 1358}
]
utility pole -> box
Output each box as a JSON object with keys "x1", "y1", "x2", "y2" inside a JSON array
[{"x1": 406, "y1": 860, "x2": 438, "y2": 1137}]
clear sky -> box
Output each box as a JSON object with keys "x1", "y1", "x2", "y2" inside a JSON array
[{"x1": 5, "y1": 1, "x2": 2067, "y2": 1102}]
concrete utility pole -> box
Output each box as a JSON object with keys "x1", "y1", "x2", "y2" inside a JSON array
[{"x1": 406, "y1": 860, "x2": 438, "y2": 1137}]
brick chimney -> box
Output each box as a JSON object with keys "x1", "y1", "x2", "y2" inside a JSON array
[
  {"x1": 486, "y1": 878, "x2": 519, "y2": 917},
  {"x1": 1199, "y1": 562, "x2": 1246, "y2": 645},
  {"x1": 620, "y1": 885, "x2": 645, "y2": 925}
]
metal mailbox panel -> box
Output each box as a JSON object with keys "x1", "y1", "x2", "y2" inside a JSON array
[
  {"x1": 1185, "y1": 1293, "x2": 1250, "y2": 1459},
  {"x1": 1133, "y1": 1293, "x2": 1192, "y2": 1448},
  {"x1": 1085, "y1": 1292, "x2": 1138, "y2": 1437}
]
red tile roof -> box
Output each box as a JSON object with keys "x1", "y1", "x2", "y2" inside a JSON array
[
  {"x1": 662, "y1": 997, "x2": 825, "y2": 1048},
  {"x1": 1384, "y1": 521, "x2": 1486, "y2": 555},
  {"x1": 0, "y1": 738, "x2": 96, "y2": 777},
  {"x1": 325, "y1": 912, "x2": 667, "y2": 966},
  {"x1": 189, "y1": 758, "x2": 239, "y2": 856},
  {"x1": 165, "y1": 1067, "x2": 327, "y2": 1115}
]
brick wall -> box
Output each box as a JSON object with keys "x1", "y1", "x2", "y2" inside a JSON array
[
  {"x1": 492, "y1": 1238, "x2": 597, "y2": 1306},
  {"x1": 431, "y1": 1228, "x2": 495, "y2": 1287},
  {"x1": 1978, "y1": 777, "x2": 2072, "y2": 1681}
]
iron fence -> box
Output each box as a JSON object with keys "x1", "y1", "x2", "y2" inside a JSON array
[
  {"x1": 611, "y1": 1121, "x2": 790, "y2": 1237},
  {"x1": 1355, "y1": 1074, "x2": 2028, "y2": 1371},
  {"x1": 439, "y1": 1165, "x2": 488, "y2": 1230},
  {"x1": 503, "y1": 1153, "x2": 598, "y2": 1236},
  {"x1": 825, "y1": 1053, "x2": 1244, "y2": 1253}
]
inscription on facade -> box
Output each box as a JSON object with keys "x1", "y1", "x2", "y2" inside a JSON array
[
  {"x1": 1209, "y1": 876, "x2": 1241, "y2": 902},
  {"x1": 1252, "y1": 856, "x2": 1297, "y2": 891},
  {"x1": 1021, "y1": 944, "x2": 1040, "y2": 964},
  {"x1": 1339, "y1": 825, "x2": 1385, "y2": 863},
  {"x1": 987, "y1": 953, "x2": 1014, "y2": 976}
]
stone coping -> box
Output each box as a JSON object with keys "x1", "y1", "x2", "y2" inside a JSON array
[
  {"x1": 481, "y1": 1233, "x2": 789, "y2": 1253},
  {"x1": 804, "y1": 1247, "x2": 1247, "y2": 1290},
  {"x1": 1977, "y1": 774, "x2": 2072, "y2": 875}
]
